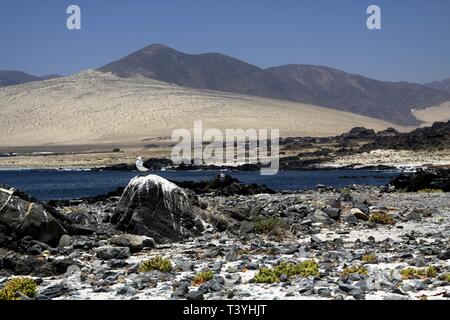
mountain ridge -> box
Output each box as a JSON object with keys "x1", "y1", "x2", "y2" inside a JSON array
[
  {"x1": 426, "y1": 78, "x2": 450, "y2": 93},
  {"x1": 0, "y1": 69, "x2": 62, "y2": 87},
  {"x1": 98, "y1": 44, "x2": 450, "y2": 126}
]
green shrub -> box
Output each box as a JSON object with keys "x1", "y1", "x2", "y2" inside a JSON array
[
  {"x1": 400, "y1": 266, "x2": 437, "y2": 280},
  {"x1": 254, "y1": 267, "x2": 279, "y2": 284},
  {"x1": 0, "y1": 277, "x2": 37, "y2": 300},
  {"x1": 193, "y1": 271, "x2": 214, "y2": 286},
  {"x1": 341, "y1": 265, "x2": 368, "y2": 277},
  {"x1": 254, "y1": 260, "x2": 320, "y2": 283},
  {"x1": 441, "y1": 273, "x2": 450, "y2": 282},
  {"x1": 254, "y1": 217, "x2": 287, "y2": 234},
  {"x1": 369, "y1": 212, "x2": 396, "y2": 225},
  {"x1": 361, "y1": 254, "x2": 378, "y2": 264},
  {"x1": 275, "y1": 260, "x2": 319, "y2": 278},
  {"x1": 138, "y1": 256, "x2": 172, "y2": 273}
]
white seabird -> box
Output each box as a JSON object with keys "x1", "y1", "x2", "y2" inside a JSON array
[{"x1": 135, "y1": 156, "x2": 150, "y2": 172}]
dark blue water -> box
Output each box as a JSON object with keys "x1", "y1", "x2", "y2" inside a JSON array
[{"x1": 0, "y1": 169, "x2": 399, "y2": 202}]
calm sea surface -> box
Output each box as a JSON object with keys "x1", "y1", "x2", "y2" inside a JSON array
[{"x1": 0, "y1": 169, "x2": 399, "y2": 201}]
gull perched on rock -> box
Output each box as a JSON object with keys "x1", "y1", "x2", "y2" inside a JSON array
[{"x1": 135, "y1": 157, "x2": 150, "y2": 172}]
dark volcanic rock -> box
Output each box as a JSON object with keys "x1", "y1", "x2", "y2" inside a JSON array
[
  {"x1": 389, "y1": 169, "x2": 450, "y2": 192},
  {"x1": 362, "y1": 121, "x2": 450, "y2": 151},
  {"x1": 111, "y1": 175, "x2": 204, "y2": 243},
  {"x1": 1, "y1": 254, "x2": 80, "y2": 277},
  {"x1": 0, "y1": 184, "x2": 67, "y2": 246},
  {"x1": 173, "y1": 174, "x2": 274, "y2": 196},
  {"x1": 322, "y1": 207, "x2": 341, "y2": 220}
]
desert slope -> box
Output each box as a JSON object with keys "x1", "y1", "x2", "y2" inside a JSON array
[{"x1": 0, "y1": 70, "x2": 405, "y2": 147}]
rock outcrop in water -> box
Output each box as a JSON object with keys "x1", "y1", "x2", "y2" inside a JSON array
[
  {"x1": 389, "y1": 169, "x2": 450, "y2": 192},
  {"x1": 173, "y1": 174, "x2": 275, "y2": 196},
  {"x1": 110, "y1": 175, "x2": 205, "y2": 243},
  {"x1": 0, "y1": 184, "x2": 67, "y2": 247}
]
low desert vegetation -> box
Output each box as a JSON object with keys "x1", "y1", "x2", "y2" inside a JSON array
[
  {"x1": 192, "y1": 271, "x2": 214, "y2": 286},
  {"x1": 369, "y1": 212, "x2": 396, "y2": 225},
  {"x1": 0, "y1": 277, "x2": 37, "y2": 300},
  {"x1": 400, "y1": 266, "x2": 438, "y2": 280},
  {"x1": 361, "y1": 254, "x2": 378, "y2": 264},
  {"x1": 441, "y1": 273, "x2": 450, "y2": 282},
  {"x1": 254, "y1": 267, "x2": 280, "y2": 284},
  {"x1": 254, "y1": 260, "x2": 320, "y2": 283},
  {"x1": 138, "y1": 256, "x2": 173, "y2": 273},
  {"x1": 341, "y1": 265, "x2": 369, "y2": 277},
  {"x1": 254, "y1": 217, "x2": 287, "y2": 234}
]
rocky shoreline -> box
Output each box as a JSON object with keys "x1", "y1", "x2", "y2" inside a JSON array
[
  {"x1": 0, "y1": 172, "x2": 449, "y2": 300},
  {"x1": 92, "y1": 121, "x2": 450, "y2": 172},
  {"x1": 1, "y1": 122, "x2": 449, "y2": 171}
]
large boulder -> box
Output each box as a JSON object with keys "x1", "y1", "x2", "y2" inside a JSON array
[
  {"x1": 109, "y1": 234, "x2": 155, "y2": 253},
  {"x1": 110, "y1": 175, "x2": 204, "y2": 243},
  {"x1": 0, "y1": 184, "x2": 67, "y2": 247}
]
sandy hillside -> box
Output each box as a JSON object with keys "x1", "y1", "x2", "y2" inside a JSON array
[
  {"x1": 0, "y1": 70, "x2": 405, "y2": 147},
  {"x1": 412, "y1": 101, "x2": 450, "y2": 126}
]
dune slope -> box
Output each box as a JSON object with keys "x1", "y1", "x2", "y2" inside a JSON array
[{"x1": 0, "y1": 70, "x2": 405, "y2": 147}]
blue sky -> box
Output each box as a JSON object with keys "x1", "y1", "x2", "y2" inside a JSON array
[{"x1": 0, "y1": 0, "x2": 449, "y2": 83}]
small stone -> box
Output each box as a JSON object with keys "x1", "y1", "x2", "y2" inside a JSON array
[
  {"x1": 390, "y1": 269, "x2": 403, "y2": 282},
  {"x1": 282, "y1": 244, "x2": 299, "y2": 255},
  {"x1": 225, "y1": 249, "x2": 238, "y2": 262},
  {"x1": 246, "y1": 262, "x2": 259, "y2": 270},
  {"x1": 338, "y1": 284, "x2": 355, "y2": 293},
  {"x1": 225, "y1": 274, "x2": 242, "y2": 285},
  {"x1": 405, "y1": 210, "x2": 422, "y2": 221},
  {"x1": 40, "y1": 284, "x2": 68, "y2": 299},
  {"x1": 317, "y1": 287, "x2": 331, "y2": 297},
  {"x1": 109, "y1": 234, "x2": 155, "y2": 253},
  {"x1": 438, "y1": 249, "x2": 450, "y2": 260},
  {"x1": 401, "y1": 280, "x2": 428, "y2": 292},
  {"x1": 212, "y1": 261, "x2": 223, "y2": 272},
  {"x1": 173, "y1": 283, "x2": 189, "y2": 297},
  {"x1": 285, "y1": 287, "x2": 297, "y2": 297},
  {"x1": 323, "y1": 207, "x2": 341, "y2": 220},
  {"x1": 350, "y1": 208, "x2": 369, "y2": 221},
  {"x1": 307, "y1": 209, "x2": 336, "y2": 225},
  {"x1": 58, "y1": 235, "x2": 73, "y2": 248},
  {"x1": 279, "y1": 274, "x2": 289, "y2": 282},
  {"x1": 384, "y1": 294, "x2": 408, "y2": 300},
  {"x1": 95, "y1": 246, "x2": 130, "y2": 260},
  {"x1": 116, "y1": 286, "x2": 136, "y2": 295},
  {"x1": 343, "y1": 214, "x2": 358, "y2": 224},
  {"x1": 186, "y1": 290, "x2": 204, "y2": 300}
]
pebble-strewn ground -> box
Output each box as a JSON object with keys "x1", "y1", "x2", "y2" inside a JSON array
[{"x1": 1, "y1": 187, "x2": 449, "y2": 300}]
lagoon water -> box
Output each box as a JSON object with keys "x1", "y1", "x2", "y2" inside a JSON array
[{"x1": 0, "y1": 169, "x2": 399, "y2": 202}]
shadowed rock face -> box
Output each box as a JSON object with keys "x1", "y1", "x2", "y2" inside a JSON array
[
  {"x1": 111, "y1": 175, "x2": 204, "y2": 243},
  {"x1": 0, "y1": 185, "x2": 67, "y2": 246}
]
